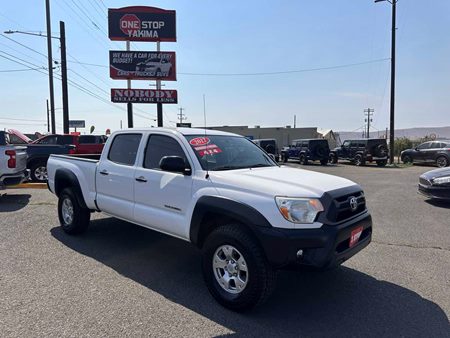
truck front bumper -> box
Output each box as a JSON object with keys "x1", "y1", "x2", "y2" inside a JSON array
[{"x1": 253, "y1": 212, "x2": 372, "y2": 269}]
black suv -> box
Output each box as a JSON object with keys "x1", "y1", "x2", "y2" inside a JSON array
[
  {"x1": 281, "y1": 139, "x2": 330, "y2": 165},
  {"x1": 330, "y1": 139, "x2": 389, "y2": 166},
  {"x1": 401, "y1": 140, "x2": 450, "y2": 168},
  {"x1": 253, "y1": 139, "x2": 280, "y2": 161}
]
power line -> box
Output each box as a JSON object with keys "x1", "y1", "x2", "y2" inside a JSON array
[{"x1": 0, "y1": 67, "x2": 43, "y2": 73}]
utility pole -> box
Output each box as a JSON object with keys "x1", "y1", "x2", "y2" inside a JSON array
[
  {"x1": 60, "y1": 21, "x2": 69, "y2": 134},
  {"x1": 126, "y1": 41, "x2": 133, "y2": 128},
  {"x1": 46, "y1": 99, "x2": 50, "y2": 132},
  {"x1": 177, "y1": 107, "x2": 186, "y2": 125},
  {"x1": 364, "y1": 108, "x2": 374, "y2": 139},
  {"x1": 294, "y1": 114, "x2": 296, "y2": 128},
  {"x1": 45, "y1": 0, "x2": 55, "y2": 134},
  {"x1": 375, "y1": 0, "x2": 397, "y2": 163}
]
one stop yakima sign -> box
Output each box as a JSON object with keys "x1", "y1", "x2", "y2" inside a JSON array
[
  {"x1": 108, "y1": 6, "x2": 176, "y2": 41},
  {"x1": 111, "y1": 89, "x2": 178, "y2": 104}
]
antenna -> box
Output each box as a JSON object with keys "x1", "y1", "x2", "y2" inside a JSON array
[{"x1": 203, "y1": 94, "x2": 209, "y2": 179}]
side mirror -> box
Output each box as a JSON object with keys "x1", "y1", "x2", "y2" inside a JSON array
[
  {"x1": 268, "y1": 153, "x2": 275, "y2": 161},
  {"x1": 159, "y1": 156, "x2": 191, "y2": 175}
]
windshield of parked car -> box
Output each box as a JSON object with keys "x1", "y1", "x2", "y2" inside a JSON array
[{"x1": 184, "y1": 135, "x2": 277, "y2": 171}]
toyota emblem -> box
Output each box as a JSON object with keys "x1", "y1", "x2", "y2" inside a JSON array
[{"x1": 349, "y1": 197, "x2": 358, "y2": 211}]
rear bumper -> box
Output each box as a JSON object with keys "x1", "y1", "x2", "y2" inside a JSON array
[
  {"x1": 253, "y1": 212, "x2": 372, "y2": 269},
  {"x1": 0, "y1": 169, "x2": 29, "y2": 189},
  {"x1": 418, "y1": 184, "x2": 450, "y2": 200}
]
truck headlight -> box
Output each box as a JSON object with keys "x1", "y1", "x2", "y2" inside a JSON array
[
  {"x1": 432, "y1": 176, "x2": 450, "y2": 185},
  {"x1": 275, "y1": 197, "x2": 324, "y2": 224}
]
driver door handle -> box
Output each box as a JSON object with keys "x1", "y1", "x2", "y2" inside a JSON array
[
  {"x1": 135, "y1": 176, "x2": 147, "y2": 183},
  {"x1": 99, "y1": 170, "x2": 109, "y2": 176}
]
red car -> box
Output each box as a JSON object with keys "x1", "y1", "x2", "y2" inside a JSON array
[{"x1": 32, "y1": 134, "x2": 107, "y2": 154}]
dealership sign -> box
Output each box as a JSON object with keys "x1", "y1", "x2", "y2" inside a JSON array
[
  {"x1": 108, "y1": 6, "x2": 176, "y2": 42},
  {"x1": 109, "y1": 51, "x2": 176, "y2": 81},
  {"x1": 68, "y1": 120, "x2": 85, "y2": 128},
  {"x1": 111, "y1": 89, "x2": 178, "y2": 104}
]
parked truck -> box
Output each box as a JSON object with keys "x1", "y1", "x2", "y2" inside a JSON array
[
  {"x1": 47, "y1": 128, "x2": 372, "y2": 311},
  {"x1": 0, "y1": 131, "x2": 28, "y2": 189}
]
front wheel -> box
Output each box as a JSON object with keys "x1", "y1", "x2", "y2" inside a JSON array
[
  {"x1": 202, "y1": 224, "x2": 276, "y2": 312},
  {"x1": 58, "y1": 188, "x2": 90, "y2": 235},
  {"x1": 299, "y1": 154, "x2": 308, "y2": 165},
  {"x1": 354, "y1": 154, "x2": 365, "y2": 166},
  {"x1": 402, "y1": 155, "x2": 413, "y2": 164}
]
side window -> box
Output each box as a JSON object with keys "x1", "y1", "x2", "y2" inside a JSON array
[
  {"x1": 79, "y1": 136, "x2": 97, "y2": 144},
  {"x1": 359, "y1": 142, "x2": 366, "y2": 148},
  {"x1": 144, "y1": 134, "x2": 188, "y2": 170},
  {"x1": 58, "y1": 135, "x2": 74, "y2": 145},
  {"x1": 417, "y1": 142, "x2": 430, "y2": 150},
  {"x1": 430, "y1": 142, "x2": 441, "y2": 149},
  {"x1": 108, "y1": 134, "x2": 142, "y2": 165},
  {"x1": 39, "y1": 136, "x2": 58, "y2": 144},
  {"x1": 342, "y1": 141, "x2": 350, "y2": 147}
]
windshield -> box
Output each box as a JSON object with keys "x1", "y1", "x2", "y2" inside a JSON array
[{"x1": 185, "y1": 135, "x2": 277, "y2": 171}]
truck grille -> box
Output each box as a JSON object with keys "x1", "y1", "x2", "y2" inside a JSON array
[{"x1": 326, "y1": 190, "x2": 366, "y2": 223}]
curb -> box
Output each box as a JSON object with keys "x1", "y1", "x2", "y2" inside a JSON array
[{"x1": 10, "y1": 183, "x2": 48, "y2": 189}]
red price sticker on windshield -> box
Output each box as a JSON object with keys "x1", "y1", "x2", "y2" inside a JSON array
[
  {"x1": 196, "y1": 144, "x2": 222, "y2": 156},
  {"x1": 189, "y1": 137, "x2": 210, "y2": 146}
]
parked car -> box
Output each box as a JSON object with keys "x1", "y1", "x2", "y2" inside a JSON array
[
  {"x1": 282, "y1": 139, "x2": 330, "y2": 165},
  {"x1": 47, "y1": 128, "x2": 372, "y2": 311},
  {"x1": 330, "y1": 139, "x2": 389, "y2": 166},
  {"x1": 0, "y1": 131, "x2": 29, "y2": 189},
  {"x1": 401, "y1": 140, "x2": 450, "y2": 168},
  {"x1": 135, "y1": 57, "x2": 172, "y2": 77},
  {"x1": 7, "y1": 129, "x2": 32, "y2": 144},
  {"x1": 253, "y1": 138, "x2": 280, "y2": 161},
  {"x1": 418, "y1": 167, "x2": 450, "y2": 200},
  {"x1": 27, "y1": 134, "x2": 106, "y2": 182}
]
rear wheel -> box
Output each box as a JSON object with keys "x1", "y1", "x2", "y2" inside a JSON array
[
  {"x1": 202, "y1": 224, "x2": 276, "y2": 312},
  {"x1": 436, "y1": 156, "x2": 449, "y2": 168},
  {"x1": 329, "y1": 153, "x2": 338, "y2": 164},
  {"x1": 58, "y1": 188, "x2": 90, "y2": 235},
  {"x1": 30, "y1": 161, "x2": 48, "y2": 182},
  {"x1": 354, "y1": 154, "x2": 365, "y2": 166}
]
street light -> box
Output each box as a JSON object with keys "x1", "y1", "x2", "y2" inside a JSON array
[
  {"x1": 375, "y1": 0, "x2": 397, "y2": 164},
  {"x1": 4, "y1": 21, "x2": 70, "y2": 134}
]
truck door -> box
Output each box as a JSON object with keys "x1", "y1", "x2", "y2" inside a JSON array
[
  {"x1": 96, "y1": 133, "x2": 142, "y2": 220},
  {"x1": 133, "y1": 133, "x2": 193, "y2": 239}
]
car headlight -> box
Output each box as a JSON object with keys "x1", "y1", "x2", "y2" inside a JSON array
[
  {"x1": 432, "y1": 176, "x2": 450, "y2": 185},
  {"x1": 275, "y1": 197, "x2": 324, "y2": 224}
]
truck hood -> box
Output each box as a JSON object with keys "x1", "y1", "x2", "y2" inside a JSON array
[{"x1": 209, "y1": 166, "x2": 358, "y2": 198}]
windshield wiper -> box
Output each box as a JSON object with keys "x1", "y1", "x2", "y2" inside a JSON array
[
  {"x1": 212, "y1": 165, "x2": 245, "y2": 171},
  {"x1": 248, "y1": 164, "x2": 273, "y2": 168}
]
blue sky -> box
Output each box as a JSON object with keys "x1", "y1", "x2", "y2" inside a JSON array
[{"x1": 0, "y1": 0, "x2": 449, "y2": 134}]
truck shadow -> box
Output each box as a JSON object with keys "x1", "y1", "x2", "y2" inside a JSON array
[
  {"x1": 51, "y1": 218, "x2": 449, "y2": 337},
  {"x1": 0, "y1": 193, "x2": 31, "y2": 212}
]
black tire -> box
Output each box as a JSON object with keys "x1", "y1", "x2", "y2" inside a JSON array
[
  {"x1": 329, "y1": 153, "x2": 338, "y2": 164},
  {"x1": 376, "y1": 160, "x2": 387, "y2": 167},
  {"x1": 58, "y1": 188, "x2": 90, "y2": 235},
  {"x1": 436, "y1": 156, "x2": 449, "y2": 168},
  {"x1": 402, "y1": 155, "x2": 413, "y2": 164},
  {"x1": 354, "y1": 154, "x2": 365, "y2": 166},
  {"x1": 202, "y1": 224, "x2": 277, "y2": 312},
  {"x1": 283, "y1": 154, "x2": 288, "y2": 163},
  {"x1": 320, "y1": 159, "x2": 328, "y2": 166},
  {"x1": 30, "y1": 161, "x2": 48, "y2": 182},
  {"x1": 299, "y1": 154, "x2": 308, "y2": 165}
]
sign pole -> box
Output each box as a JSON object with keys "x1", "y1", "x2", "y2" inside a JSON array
[
  {"x1": 156, "y1": 41, "x2": 163, "y2": 127},
  {"x1": 126, "y1": 41, "x2": 133, "y2": 128},
  {"x1": 60, "y1": 21, "x2": 70, "y2": 134}
]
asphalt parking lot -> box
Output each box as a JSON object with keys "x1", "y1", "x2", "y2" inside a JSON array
[{"x1": 1, "y1": 163, "x2": 449, "y2": 337}]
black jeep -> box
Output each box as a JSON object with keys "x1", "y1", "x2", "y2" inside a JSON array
[
  {"x1": 330, "y1": 139, "x2": 389, "y2": 166},
  {"x1": 281, "y1": 139, "x2": 330, "y2": 165}
]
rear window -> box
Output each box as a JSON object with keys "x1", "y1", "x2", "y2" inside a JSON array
[
  {"x1": 108, "y1": 134, "x2": 142, "y2": 165},
  {"x1": 58, "y1": 135, "x2": 74, "y2": 145}
]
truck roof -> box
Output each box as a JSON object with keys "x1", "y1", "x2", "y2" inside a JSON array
[{"x1": 114, "y1": 127, "x2": 240, "y2": 137}]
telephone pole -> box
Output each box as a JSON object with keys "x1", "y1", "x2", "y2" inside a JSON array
[
  {"x1": 364, "y1": 108, "x2": 374, "y2": 139},
  {"x1": 45, "y1": 0, "x2": 55, "y2": 134},
  {"x1": 177, "y1": 107, "x2": 186, "y2": 125},
  {"x1": 294, "y1": 114, "x2": 296, "y2": 128},
  {"x1": 46, "y1": 99, "x2": 50, "y2": 132},
  {"x1": 60, "y1": 21, "x2": 69, "y2": 134}
]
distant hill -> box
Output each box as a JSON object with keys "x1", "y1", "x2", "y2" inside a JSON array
[{"x1": 337, "y1": 126, "x2": 450, "y2": 142}]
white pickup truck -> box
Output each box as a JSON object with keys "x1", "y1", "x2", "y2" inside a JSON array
[
  {"x1": 47, "y1": 128, "x2": 372, "y2": 311},
  {"x1": 0, "y1": 131, "x2": 28, "y2": 189}
]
